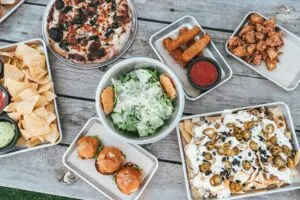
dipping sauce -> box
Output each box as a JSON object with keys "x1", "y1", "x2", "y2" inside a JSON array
[
  {"x1": 0, "y1": 122, "x2": 15, "y2": 149},
  {"x1": 189, "y1": 60, "x2": 219, "y2": 87},
  {"x1": 0, "y1": 90, "x2": 7, "y2": 112}
]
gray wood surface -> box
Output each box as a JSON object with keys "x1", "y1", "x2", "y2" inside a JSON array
[{"x1": 0, "y1": 0, "x2": 300, "y2": 199}]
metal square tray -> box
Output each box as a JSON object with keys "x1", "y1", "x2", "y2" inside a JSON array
[
  {"x1": 149, "y1": 15, "x2": 232, "y2": 101},
  {"x1": 0, "y1": 0, "x2": 25, "y2": 24},
  {"x1": 0, "y1": 39, "x2": 62, "y2": 158},
  {"x1": 176, "y1": 102, "x2": 300, "y2": 200},
  {"x1": 225, "y1": 12, "x2": 300, "y2": 91},
  {"x1": 63, "y1": 117, "x2": 158, "y2": 200}
]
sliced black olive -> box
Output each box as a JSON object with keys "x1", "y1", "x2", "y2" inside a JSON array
[
  {"x1": 111, "y1": 0, "x2": 117, "y2": 11},
  {"x1": 62, "y1": 6, "x2": 73, "y2": 14},
  {"x1": 49, "y1": 27, "x2": 63, "y2": 42},
  {"x1": 105, "y1": 27, "x2": 114, "y2": 37},
  {"x1": 55, "y1": 0, "x2": 65, "y2": 10},
  {"x1": 59, "y1": 40, "x2": 69, "y2": 51},
  {"x1": 112, "y1": 22, "x2": 119, "y2": 29},
  {"x1": 96, "y1": 48, "x2": 106, "y2": 58},
  {"x1": 89, "y1": 35, "x2": 99, "y2": 42}
]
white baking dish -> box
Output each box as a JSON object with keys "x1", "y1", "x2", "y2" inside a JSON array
[
  {"x1": 0, "y1": 38, "x2": 63, "y2": 158},
  {"x1": 225, "y1": 12, "x2": 300, "y2": 91},
  {"x1": 177, "y1": 102, "x2": 300, "y2": 200},
  {"x1": 63, "y1": 117, "x2": 158, "y2": 200}
]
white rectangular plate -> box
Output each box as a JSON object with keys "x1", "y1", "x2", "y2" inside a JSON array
[
  {"x1": 0, "y1": 38, "x2": 63, "y2": 158},
  {"x1": 149, "y1": 15, "x2": 232, "y2": 101},
  {"x1": 226, "y1": 11, "x2": 300, "y2": 91},
  {"x1": 177, "y1": 102, "x2": 300, "y2": 200},
  {"x1": 63, "y1": 118, "x2": 158, "y2": 200}
]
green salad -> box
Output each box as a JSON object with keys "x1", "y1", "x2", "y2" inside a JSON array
[{"x1": 110, "y1": 69, "x2": 174, "y2": 137}]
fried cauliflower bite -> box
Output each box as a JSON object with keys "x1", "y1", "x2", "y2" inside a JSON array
[
  {"x1": 116, "y1": 163, "x2": 142, "y2": 195},
  {"x1": 249, "y1": 13, "x2": 264, "y2": 24},
  {"x1": 233, "y1": 46, "x2": 247, "y2": 57},
  {"x1": 100, "y1": 86, "x2": 114, "y2": 115},
  {"x1": 228, "y1": 36, "x2": 242, "y2": 49},
  {"x1": 159, "y1": 75, "x2": 177, "y2": 100},
  {"x1": 96, "y1": 147, "x2": 124, "y2": 175},
  {"x1": 77, "y1": 136, "x2": 100, "y2": 159}
]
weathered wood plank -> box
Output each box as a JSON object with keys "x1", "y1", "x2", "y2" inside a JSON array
[
  {"x1": 0, "y1": 145, "x2": 186, "y2": 200},
  {"x1": 24, "y1": 0, "x2": 300, "y2": 34},
  {"x1": 0, "y1": 143, "x2": 299, "y2": 200}
]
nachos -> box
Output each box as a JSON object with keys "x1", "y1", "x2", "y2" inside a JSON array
[{"x1": 179, "y1": 106, "x2": 300, "y2": 199}]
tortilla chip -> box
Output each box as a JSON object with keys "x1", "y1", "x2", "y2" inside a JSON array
[
  {"x1": 15, "y1": 43, "x2": 46, "y2": 69},
  {"x1": 4, "y1": 63, "x2": 24, "y2": 81},
  {"x1": 16, "y1": 95, "x2": 39, "y2": 115},
  {"x1": 46, "y1": 103, "x2": 55, "y2": 113},
  {"x1": 7, "y1": 112, "x2": 22, "y2": 121},
  {"x1": 22, "y1": 113, "x2": 51, "y2": 137},
  {"x1": 27, "y1": 136, "x2": 43, "y2": 148},
  {"x1": 34, "y1": 107, "x2": 56, "y2": 124},
  {"x1": 41, "y1": 90, "x2": 56, "y2": 101},
  {"x1": 5, "y1": 77, "x2": 38, "y2": 97},
  {"x1": 41, "y1": 123, "x2": 60, "y2": 143},
  {"x1": 38, "y1": 82, "x2": 53, "y2": 94},
  {"x1": 16, "y1": 136, "x2": 27, "y2": 147},
  {"x1": 24, "y1": 69, "x2": 50, "y2": 84},
  {"x1": 4, "y1": 102, "x2": 17, "y2": 112},
  {"x1": 16, "y1": 88, "x2": 39, "y2": 100},
  {"x1": 35, "y1": 95, "x2": 50, "y2": 107}
]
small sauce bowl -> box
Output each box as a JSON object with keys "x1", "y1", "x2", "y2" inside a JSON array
[
  {"x1": 187, "y1": 57, "x2": 221, "y2": 90},
  {"x1": 0, "y1": 115, "x2": 20, "y2": 154}
]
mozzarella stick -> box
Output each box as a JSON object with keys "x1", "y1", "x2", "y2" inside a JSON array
[
  {"x1": 179, "y1": 27, "x2": 203, "y2": 56},
  {"x1": 179, "y1": 27, "x2": 196, "y2": 47},
  {"x1": 163, "y1": 37, "x2": 186, "y2": 67},
  {"x1": 182, "y1": 34, "x2": 211, "y2": 63},
  {"x1": 169, "y1": 26, "x2": 201, "y2": 51}
]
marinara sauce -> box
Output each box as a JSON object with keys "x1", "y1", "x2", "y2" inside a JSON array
[{"x1": 189, "y1": 60, "x2": 219, "y2": 87}]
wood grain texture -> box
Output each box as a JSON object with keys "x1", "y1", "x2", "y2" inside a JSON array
[{"x1": 24, "y1": 0, "x2": 300, "y2": 33}]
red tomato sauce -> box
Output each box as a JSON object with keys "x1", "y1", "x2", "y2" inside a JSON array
[
  {"x1": 0, "y1": 91, "x2": 6, "y2": 112},
  {"x1": 189, "y1": 61, "x2": 219, "y2": 87}
]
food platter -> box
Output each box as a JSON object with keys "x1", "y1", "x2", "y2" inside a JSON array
[
  {"x1": 150, "y1": 15, "x2": 232, "y2": 101},
  {"x1": 42, "y1": 0, "x2": 138, "y2": 69},
  {"x1": 63, "y1": 117, "x2": 158, "y2": 200},
  {"x1": 226, "y1": 12, "x2": 300, "y2": 91},
  {"x1": 0, "y1": 0, "x2": 25, "y2": 24},
  {"x1": 0, "y1": 39, "x2": 62, "y2": 158},
  {"x1": 177, "y1": 102, "x2": 300, "y2": 200}
]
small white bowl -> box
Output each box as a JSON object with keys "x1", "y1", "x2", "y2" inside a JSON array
[{"x1": 95, "y1": 57, "x2": 185, "y2": 144}]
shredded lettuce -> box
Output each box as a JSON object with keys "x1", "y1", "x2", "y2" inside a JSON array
[{"x1": 110, "y1": 68, "x2": 174, "y2": 137}]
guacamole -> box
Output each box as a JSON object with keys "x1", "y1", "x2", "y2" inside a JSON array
[
  {"x1": 111, "y1": 69, "x2": 174, "y2": 137},
  {"x1": 0, "y1": 122, "x2": 15, "y2": 149}
]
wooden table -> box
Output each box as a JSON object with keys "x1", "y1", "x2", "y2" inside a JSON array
[{"x1": 1, "y1": 0, "x2": 300, "y2": 199}]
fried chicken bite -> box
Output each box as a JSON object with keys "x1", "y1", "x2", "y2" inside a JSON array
[
  {"x1": 96, "y1": 147, "x2": 125, "y2": 175},
  {"x1": 233, "y1": 46, "x2": 247, "y2": 57},
  {"x1": 116, "y1": 163, "x2": 142, "y2": 195},
  {"x1": 249, "y1": 13, "x2": 264, "y2": 24},
  {"x1": 228, "y1": 13, "x2": 284, "y2": 71}
]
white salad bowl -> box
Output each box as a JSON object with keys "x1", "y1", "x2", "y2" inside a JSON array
[{"x1": 95, "y1": 57, "x2": 185, "y2": 144}]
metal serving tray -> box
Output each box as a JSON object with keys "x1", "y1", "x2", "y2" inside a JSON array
[
  {"x1": 0, "y1": 0, "x2": 25, "y2": 24},
  {"x1": 42, "y1": 0, "x2": 137, "y2": 69},
  {"x1": 226, "y1": 12, "x2": 300, "y2": 91},
  {"x1": 177, "y1": 102, "x2": 300, "y2": 200},
  {"x1": 63, "y1": 118, "x2": 158, "y2": 200},
  {"x1": 149, "y1": 15, "x2": 232, "y2": 101},
  {"x1": 0, "y1": 39, "x2": 62, "y2": 158}
]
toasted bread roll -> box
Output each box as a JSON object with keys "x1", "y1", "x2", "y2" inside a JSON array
[
  {"x1": 100, "y1": 86, "x2": 114, "y2": 115},
  {"x1": 159, "y1": 75, "x2": 177, "y2": 100}
]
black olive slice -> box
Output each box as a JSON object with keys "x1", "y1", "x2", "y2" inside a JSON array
[
  {"x1": 49, "y1": 27, "x2": 63, "y2": 42},
  {"x1": 55, "y1": 0, "x2": 65, "y2": 10}
]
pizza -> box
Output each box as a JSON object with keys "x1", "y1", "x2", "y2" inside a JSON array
[{"x1": 46, "y1": 0, "x2": 133, "y2": 64}]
